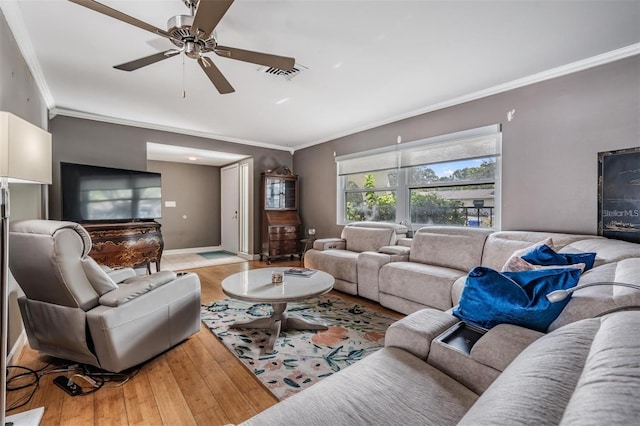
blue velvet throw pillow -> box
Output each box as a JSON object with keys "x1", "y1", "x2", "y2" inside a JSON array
[
  {"x1": 521, "y1": 244, "x2": 596, "y2": 271},
  {"x1": 452, "y1": 266, "x2": 582, "y2": 332}
]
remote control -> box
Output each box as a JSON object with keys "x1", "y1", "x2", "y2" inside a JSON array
[{"x1": 53, "y1": 375, "x2": 82, "y2": 396}]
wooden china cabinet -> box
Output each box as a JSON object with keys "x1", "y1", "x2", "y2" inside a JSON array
[{"x1": 260, "y1": 166, "x2": 302, "y2": 264}]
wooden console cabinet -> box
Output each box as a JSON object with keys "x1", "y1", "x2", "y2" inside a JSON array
[
  {"x1": 260, "y1": 167, "x2": 302, "y2": 264},
  {"x1": 82, "y1": 221, "x2": 164, "y2": 273}
]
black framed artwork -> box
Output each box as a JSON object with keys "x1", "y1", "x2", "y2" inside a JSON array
[{"x1": 597, "y1": 147, "x2": 640, "y2": 243}]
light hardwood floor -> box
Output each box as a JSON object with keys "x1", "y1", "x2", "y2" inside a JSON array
[{"x1": 7, "y1": 260, "x2": 402, "y2": 425}]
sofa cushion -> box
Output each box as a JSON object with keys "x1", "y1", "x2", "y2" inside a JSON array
[
  {"x1": 549, "y1": 257, "x2": 640, "y2": 330},
  {"x1": 453, "y1": 266, "x2": 582, "y2": 332},
  {"x1": 242, "y1": 347, "x2": 479, "y2": 426},
  {"x1": 409, "y1": 227, "x2": 491, "y2": 272},
  {"x1": 342, "y1": 226, "x2": 394, "y2": 253},
  {"x1": 304, "y1": 249, "x2": 359, "y2": 284},
  {"x1": 458, "y1": 312, "x2": 640, "y2": 425},
  {"x1": 380, "y1": 262, "x2": 466, "y2": 311},
  {"x1": 560, "y1": 237, "x2": 640, "y2": 267}
]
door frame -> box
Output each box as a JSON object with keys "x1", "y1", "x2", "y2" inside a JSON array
[
  {"x1": 221, "y1": 158, "x2": 254, "y2": 257},
  {"x1": 221, "y1": 164, "x2": 239, "y2": 254}
]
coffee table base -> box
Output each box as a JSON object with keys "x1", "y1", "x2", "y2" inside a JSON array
[{"x1": 230, "y1": 302, "x2": 328, "y2": 353}]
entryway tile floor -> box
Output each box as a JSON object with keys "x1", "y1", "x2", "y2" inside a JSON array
[{"x1": 161, "y1": 252, "x2": 247, "y2": 271}]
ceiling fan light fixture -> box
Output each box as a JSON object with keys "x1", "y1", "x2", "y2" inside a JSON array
[{"x1": 185, "y1": 41, "x2": 202, "y2": 59}]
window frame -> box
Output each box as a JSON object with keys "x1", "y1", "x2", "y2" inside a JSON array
[{"x1": 336, "y1": 125, "x2": 502, "y2": 229}]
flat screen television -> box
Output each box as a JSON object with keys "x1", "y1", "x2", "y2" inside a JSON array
[{"x1": 61, "y1": 162, "x2": 162, "y2": 222}]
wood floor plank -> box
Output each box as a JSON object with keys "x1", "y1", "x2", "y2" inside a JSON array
[
  {"x1": 6, "y1": 259, "x2": 401, "y2": 425},
  {"x1": 94, "y1": 384, "x2": 128, "y2": 425},
  {"x1": 165, "y1": 342, "x2": 230, "y2": 424},
  {"x1": 146, "y1": 355, "x2": 198, "y2": 425},
  {"x1": 60, "y1": 391, "x2": 94, "y2": 426},
  {"x1": 122, "y1": 370, "x2": 164, "y2": 425},
  {"x1": 199, "y1": 367, "x2": 256, "y2": 424}
]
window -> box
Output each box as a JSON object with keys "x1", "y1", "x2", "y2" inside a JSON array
[{"x1": 336, "y1": 125, "x2": 501, "y2": 229}]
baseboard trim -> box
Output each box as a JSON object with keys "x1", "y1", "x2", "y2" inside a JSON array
[
  {"x1": 163, "y1": 246, "x2": 222, "y2": 255},
  {"x1": 8, "y1": 330, "x2": 28, "y2": 365}
]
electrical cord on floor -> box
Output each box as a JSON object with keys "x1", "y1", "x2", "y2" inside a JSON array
[
  {"x1": 5, "y1": 362, "x2": 65, "y2": 411},
  {"x1": 5, "y1": 362, "x2": 141, "y2": 410}
]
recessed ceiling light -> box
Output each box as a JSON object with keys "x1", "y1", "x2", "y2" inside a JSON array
[{"x1": 275, "y1": 97, "x2": 290, "y2": 105}]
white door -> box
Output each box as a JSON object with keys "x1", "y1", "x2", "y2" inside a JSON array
[{"x1": 221, "y1": 164, "x2": 239, "y2": 254}]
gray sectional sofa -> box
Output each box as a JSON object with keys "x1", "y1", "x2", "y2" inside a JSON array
[
  {"x1": 306, "y1": 225, "x2": 640, "y2": 327},
  {"x1": 242, "y1": 224, "x2": 640, "y2": 425},
  {"x1": 244, "y1": 309, "x2": 640, "y2": 425}
]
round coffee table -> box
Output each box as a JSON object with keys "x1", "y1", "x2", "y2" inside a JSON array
[{"x1": 221, "y1": 267, "x2": 334, "y2": 353}]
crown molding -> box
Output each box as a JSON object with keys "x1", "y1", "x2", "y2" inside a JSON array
[
  {"x1": 3, "y1": 0, "x2": 636, "y2": 154},
  {"x1": 49, "y1": 107, "x2": 294, "y2": 153},
  {"x1": 294, "y1": 43, "x2": 640, "y2": 151}
]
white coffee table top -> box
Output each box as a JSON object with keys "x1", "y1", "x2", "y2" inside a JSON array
[{"x1": 222, "y1": 267, "x2": 334, "y2": 303}]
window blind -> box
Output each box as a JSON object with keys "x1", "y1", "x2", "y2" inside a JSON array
[{"x1": 336, "y1": 124, "x2": 501, "y2": 176}]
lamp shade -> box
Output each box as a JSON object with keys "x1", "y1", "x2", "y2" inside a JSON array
[{"x1": 0, "y1": 111, "x2": 52, "y2": 184}]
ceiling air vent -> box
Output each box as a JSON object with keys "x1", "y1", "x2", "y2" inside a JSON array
[{"x1": 259, "y1": 64, "x2": 307, "y2": 81}]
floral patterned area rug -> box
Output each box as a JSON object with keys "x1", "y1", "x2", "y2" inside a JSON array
[{"x1": 201, "y1": 296, "x2": 398, "y2": 400}]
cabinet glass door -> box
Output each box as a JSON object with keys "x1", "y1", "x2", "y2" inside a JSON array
[
  {"x1": 283, "y1": 179, "x2": 297, "y2": 209},
  {"x1": 265, "y1": 177, "x2": 283, "y2": 209}
]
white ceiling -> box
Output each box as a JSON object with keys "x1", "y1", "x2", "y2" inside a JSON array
[{"x1": 3, "y1": 0, "x2": 639, "y2": 155}]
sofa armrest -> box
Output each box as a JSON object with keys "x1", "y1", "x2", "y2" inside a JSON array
[
  {"x1": 428, "y1": 322, "x2": 543, "y2": 394},
  {"x1": 313, "y1": 238, "x2": 346, "y2": 251},
  {"x1": 379, "y1": 245, "x2": 411, "y2": 256},
  {"x1": 397, "y1": 237, "x2": 413, "y2": 247},
  {"x1": 470, "y1": 324, "x2": 543, "y2": 372},
  {"x1": 357, "y1": 252, "x2": 394, "y2": 301},
  {"x1": 99, "y1": 271, "x2": 177, "y2": 307},
  {"x1": 385, "y1": 309, "x2": 459, "y2": 360}
]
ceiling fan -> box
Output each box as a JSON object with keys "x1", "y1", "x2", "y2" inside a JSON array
[{"x1": 68, "y1": 0, "x2": 296, "y2": 94}]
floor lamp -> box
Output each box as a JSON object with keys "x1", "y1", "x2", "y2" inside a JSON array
[{"x1": 0, "y1": 112, "x2": 52, "y2": 426}]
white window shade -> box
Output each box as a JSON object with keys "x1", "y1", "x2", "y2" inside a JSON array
[
  {"x1": 400, "y1": 134, "x2": 499, "y2": 168},
  {"x1": 337, "y1": 150, "x2": 399, "y2": 176},
  {"x1": 336, "y1": 124, "x2": 500, "y2": 175}
]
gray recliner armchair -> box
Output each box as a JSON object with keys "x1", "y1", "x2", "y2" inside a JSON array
[{"x1": 9, "y1": 220, "x2": 201, "y2": 372}]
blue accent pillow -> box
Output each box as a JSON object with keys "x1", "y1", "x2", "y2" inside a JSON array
[
  {"x1": 521, "y1": 244, "x2": 596, "y2": 271},
  {"x1": 452, "y1": 266, "x2": 582, "y2": 332}
]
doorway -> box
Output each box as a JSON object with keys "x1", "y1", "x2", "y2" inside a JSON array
[
  {"x1": 221, "y1": 158, "x2": 254, "y2": 256},
  {"x1": 221, "y1": 164, "x2": 239, "y2": 254}
]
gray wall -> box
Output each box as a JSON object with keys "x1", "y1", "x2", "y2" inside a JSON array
[
  {"x1": 49, "y1": 115, "x2": 293, "y2": 253},
  {"x1": 0, "y1": 9, "x2": 49, "y2": 356},
  {"x1": 147, "y1": 160, "x2": 220, "y2": 250},
  {"x1": 294, "y1": 56, "x2": 640, "y2": 239}
]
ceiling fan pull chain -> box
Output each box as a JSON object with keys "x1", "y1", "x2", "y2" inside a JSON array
[{"x1": 182, "y1": 53, "x2": 186, "y2": 99}]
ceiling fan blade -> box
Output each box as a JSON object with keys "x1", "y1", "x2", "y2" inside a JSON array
[
  {"x1": 191, "y1": 0, "x2": 235, "y2": 38},
  {"x1": 68, "y1": 0, "x2": 171, "y2": 38},
  {"x1": 114, "y1": 50, "x2": 181, "y2": 71},
  {"x1": 214, "y1": 45, "x2": 295, "y2": 71},
  {"x1": 198, "y1": 57, "x2": 235, "y2": 94}
]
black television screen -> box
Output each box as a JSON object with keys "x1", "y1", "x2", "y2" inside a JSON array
[{"x1": 61, "y1": 162, "x2": 162, "y2": 222}]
